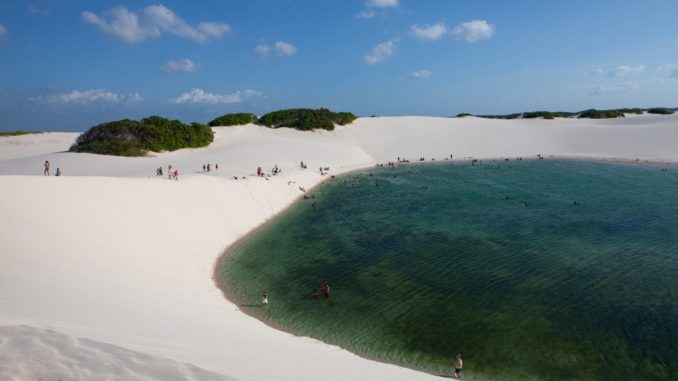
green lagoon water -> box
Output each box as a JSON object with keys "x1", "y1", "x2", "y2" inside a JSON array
[{"x1": 218, "y1": 160, "x2": 678, "y2": 381}]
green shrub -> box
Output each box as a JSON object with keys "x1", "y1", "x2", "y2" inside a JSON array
[
  {"x1": 647, "y1": 107, "x2": 675, "y2": 115},
  {"x1": 257, "y1": 108, "x2": 357, "y2": 131},
  {"x1": 577, "y1": 109, "x2": 625, "y2": 119},
  {"x1": 208, "y1": 113, "x2": 258, "y2": 126},
  {"x1": 0, "y1": 131, "x2": 42, "y2": 136},
  {"x1": 70, "y1": 116, "x2": 214, "y2": 156},
  {"x1": 456, "y1": 113, "x2": 472, "y2": 118}
]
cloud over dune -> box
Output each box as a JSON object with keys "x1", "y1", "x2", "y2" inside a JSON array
[
  {"x1": 162, "y1": 59, "x2": 199, "y2": 74},
  {"x1": 451, "y1": 20, "x2": 495, "y2": 42},
  {"x1": 29, "y1": 89, "x2": 142, "y2": 105},
  {"x1": 365, "y1": 40, "x2": 396, "y2": 65},
  {"x1": 172, "y1": 88, "x2": 240, "y2": 104},
  {"x1": 82, "y1": 4, "x2": 230, "y2": 43},
  {"x1": 255, "y1": 41, "x2": 297, "y2": 57},
  {"x1": 411, "y1": 70, "x2": 431, "y2": 79},
  {"x1": 367, "y1": 0, "x2": 399, "y2": 8},
  {"x1": 411, "y1": 23, "x2": 448, "y2": 41}
]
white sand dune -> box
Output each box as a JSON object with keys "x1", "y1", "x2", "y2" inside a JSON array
[
  {"x1": 1, "y1": 114, "x2": 677, "y2": 380},
  {"x1": 0, "y1": 325, "x2": 235, "y2": 381}
]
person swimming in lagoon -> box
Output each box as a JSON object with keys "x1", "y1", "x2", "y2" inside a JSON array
[
  {"x1": 261, "y1": 292, "x2": 268, "y2": 306},
  {"x1": 321, "y1": 281, "x2": 330, "y2": 298},
  {"x1": 311, "y1": 289, "x2": 319, "y2": 301}
]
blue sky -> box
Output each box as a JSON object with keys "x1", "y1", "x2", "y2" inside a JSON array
[{"x1": 1, "y1": 0, "x2": 678, "y2": 131}]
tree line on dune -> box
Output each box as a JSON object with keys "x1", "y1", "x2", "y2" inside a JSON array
[
  {"x1": 69, "y1": 108, "x2": 357, "y2": 156},
  {"x1": 459, "y1": 107, "x2": 676, "y2": 120},
  {"x1": 208, "y1": 108, "x2": 357, "y2": 130}
]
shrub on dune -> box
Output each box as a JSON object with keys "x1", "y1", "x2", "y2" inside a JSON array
[
  {"x1": 70, "y1": 116, "x2": 214, "y2": 157},
  {"x1": 257, "y1": 108, "x2": 357, "y2": 131},
  {"x1": 208, "y1": 113, "x2": 258, "y2": 126}
]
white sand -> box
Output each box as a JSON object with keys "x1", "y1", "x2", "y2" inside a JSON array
[{"x1": 1, "y1": 114, "x2": 677, "y2": 380}]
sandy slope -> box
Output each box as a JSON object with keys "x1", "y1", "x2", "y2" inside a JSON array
[
  {"x1": 0, "y1": 325, "x2": 235, "y2": 381},
  {"x1": 1, "y1": 115, "x2": 677, "y2": 380}
]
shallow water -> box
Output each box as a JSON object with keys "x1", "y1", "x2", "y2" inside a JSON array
[{"x1": 219, "y1": 160, "x2": 678, "y2": 381}]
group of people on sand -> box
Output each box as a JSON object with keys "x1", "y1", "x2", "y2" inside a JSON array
[
  {"x1": 155, "y1": 165, "x2": 179, "y2": 180},
  {"x1": 202, "y1": 163, "x2": 218, "y2": 172},
  {"x1": 43, "y1": 160, "x2": 61, "y2": 176},
  {"x1": 167, "y1": 164, "x2": 179, "y2": 181}
]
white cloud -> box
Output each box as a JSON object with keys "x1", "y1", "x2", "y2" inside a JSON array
[
  {"x1": 591, "y1": 83, "x2": 637, "y2": 95},
  {"x1": 411, "y1": 70, "x2": 431, "y2": 79},
  {"x1": 30, "y1": 89, "x2": 142, "y2": 105},
  {"x1": 451, "y1": 20, "x2": 495, "y2": 43},
  {"x1": 367, "y1": 0, "x2": 399, "y2": 8},
  {"x1": 274, "y1": 41, "x2": 297, "y2": 56},
  {"x1": 357, "y1": 0, "x2": 397, "y2": 19},
  {"x1": 82, "y1": 4, "x2": 230, "y2": 44},
  {"x1": 197, "y1": 22, "x2": 231, "y2": 38},
  {"x1": 356, "y1": 10, "x2": 375, "y2": 19},
  {"x1": 365, "y1": 40, "x2": 396, "y2": 65},
  {"x1": 244, "y1": 89, "x2": 263, "y2": 98},
  {"x1": 608, "y1": 65, "x2": 645, "y2": 77},
  {"x1": 591, "y1": 68, "x2": 605, "y2": 76},
  {"x1": 162, "y1": 59, "x2": 199, "y2": 74},
  {"x1": 255, "y1": 41, "x2": 297, "y2": 57},
  {"x1": 172, "y1": 88, "x2": 240, "y2": 104},
  {"x1": 411, "y1": 23, "x2": 448, "y2": 41},
  {"x1": 255, "y1": 44, "x2": 272, "y2": 57},
  {"x1": 0, "y1": 24, "x2": 7, "y2": 39},
  {"x1": 82, "y1": 7, "x2": 157, "y2": 43}
]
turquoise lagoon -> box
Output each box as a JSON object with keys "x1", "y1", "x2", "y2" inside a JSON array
[{"x1": 218, "y1": 160, "x2": 678, "y2": 381}]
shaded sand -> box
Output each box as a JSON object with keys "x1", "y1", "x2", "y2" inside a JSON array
[
  {"x1": 0, "y1": 325, "x2": 235, "y2": 381},
  {"x1": 1, "y1": 114, "x2": 678, "y2": 380}
]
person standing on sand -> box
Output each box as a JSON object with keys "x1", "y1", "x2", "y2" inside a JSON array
[
  {"x1": 322, "y1": 281, "x2": 330, "y2": 298},
  {"x1": 43, "y1": 160, "x2": 50, "y2": 176},
  {"x1": 454, "y1": 353, "x2": 463, "y2": 379}
]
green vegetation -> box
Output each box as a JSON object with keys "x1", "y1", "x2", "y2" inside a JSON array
[
  {"x1": 479, "y1": 106, "x2": 675, "y2": 120},
  {"x1": 456, "y1": 113, "x2": 472, "y2": 118},
  {"x1": 257, "y1": 108, "x2": 357, "y2": 131},
  {"x1": 0, "y1": 131, "x2": 42, "y2": 136},
  {"x1": 208, "y1": 113, "x2": 258, "y2": 126},
  {"x1": 523, "y1": 111, "x2": 575, "y2": 119},
  {"x1": 647, "y1": 107, "x2": 675, "y2": 115},
  {"x1": 577, "y1": 109, "x2": 626, "y2": 119},
  {"x1": 70, "y1": 116, "x2": 213, "y2": 156}
]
